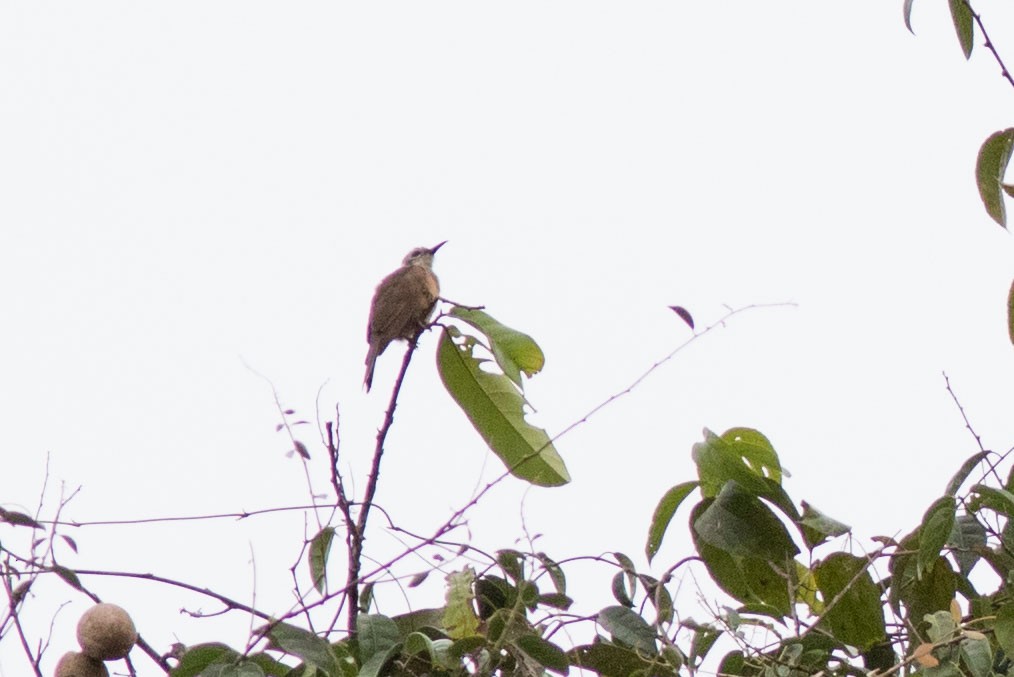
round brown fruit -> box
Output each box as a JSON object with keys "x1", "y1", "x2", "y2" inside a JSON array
[
  {"x1": 54, "y1": 651, "x2": 109, "y2": 677},
  {"x1": 76, "y1": 603, "x2": 137, "y2": 661}
]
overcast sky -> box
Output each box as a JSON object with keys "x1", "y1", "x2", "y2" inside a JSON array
[{"x1": 4, "y1": 2, "x2": 1014, "y2": 675}]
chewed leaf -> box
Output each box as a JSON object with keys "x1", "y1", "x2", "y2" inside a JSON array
[
  {"x1": 437, "y1": 329, "x2": 569, "y2": 486},
  {"x1": 449, "y1": 307, "x2": 545, "y2": 388}
]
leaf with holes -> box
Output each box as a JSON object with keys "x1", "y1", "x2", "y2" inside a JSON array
[{"x1": 437, "y1": 329, "x2": 568, "y2": 486}]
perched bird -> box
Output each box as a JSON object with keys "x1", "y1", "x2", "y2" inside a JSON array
[{"x1": 364, "y1": 241, "x2": 446, "y2": 391}]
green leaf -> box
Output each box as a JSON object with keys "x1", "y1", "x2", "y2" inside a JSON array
[
  {"x1": 496, "y1": 549, "x2": 524, "y2": 582},
  {"x1": 359, "y1": 581, "x2": 374, "y2": 612},
  {"x1": 1008, "y1": 279, "x2": 1014, "y2": 347},
  {"x1": 960, "y1": 635, "x2": 992, "y2": 677},
  {"x1": 536, "y1": 592, "x2": 573, "y2": 610},
  {"x1": 610, "y1": 571, "x2": 634, "y2": 608},
  {"x1": 262, "y1": 621, "x2": 341, "y2": 675},
  {"x1": 996, "y1": 604, "x2": 1014, "y2": 657},
  {"x1": 945, "y1": 451, "x2": 990, "y2": 496},
  {"x1": 949, "y1": 513, "x2": 986, "y2": 577},
  {"x1": 449, "y1": 307, "x2": 545, "y2": 388},
  {"x1": 906, "y1": 556, "x2": 957, "y2": 625},
  {"x1": 597, "y1": 606, "x2": 658, "y2": 654},
  {"x1": 391, "y1": 608, "x2": 446, "y2": 636},
  {"x1": 612, "y1": 552, "x2": 636, "y2": 574},
  {"x1": 919, "y1": 497, "x2": 956, "y2": 578},
  {"x1": 53, "y1": 565, "x2": 82, "y2": 590},
  {"x1": 692, "y1": 481, "x2": 799, "y2": 561},
  {"x1": 569, "y1": 642, "x2": 661, "y2": 676},
  {"x1": 948, "y1": 0, "x2": 974, "y2": 59},
  {"x1": 924, "y1": 609, "x2": 957, "y2": 643},
  {"x1": 976, "y1": 129, "x2": 1014, "y2": 227},
  {"x1": 970, "y1": 483, "x2": 1014, "y2": 516},
  {"x1": 403, "y1": 631, "x2": 436, "y2": 661},
  {"x1": 812, "y1": 553, "x2": 886, "y2": 650},
  {"x1": 516, "y1": 634, "x2": 569, "y2": 674},
  {"x1": 437, "y1": 329, "x2": 569, "y2": 487},
  {"x1": 645, "y1": 481, "x2": 698, "y2": 563},
  {"x1": 798, "y1": 501, "x2": 851, "y2": 550},
  {"x1": 689, "y1": 625, "x2": 721, "y2": 668},
  {"x1": 171, "y1": 643, "x2": 241, "y2": 677},
  {"x1": 692, "y1": 429, "x2": 797, "y2": 519},
  {"x1": 536, "y1": 551, "x2": 566, "y2": 594},
  {"x1": 637, "y1": 574, "x2": 673, "y2": 626},
  {"x1": 715, "y1": 650, "x2": 747, "y2": 676},
  {"x1": 357, "y1": 643, "x2": 401, "y2": 677},
  {"x1": 447, "y1": 636, "x2": 486, "y2": 660},
  {"x1": 245, "y1": 653, "x2": 289, "y2": 677},
  {"x1": 689, "y1": 500, "x2": 792, "y2": 616},
  {"x1": 475, "y1": 575, "x2": 510, "y2": 620},
  {"x1": 720, "y1": 428, "x2": 784, "y2": 483},
  {"x1": 355, "y1": 614, "x2": 401, "y2": 677},
  {"x1": 309, "y1": 526, "x2": 335, "y2": 595},
  {"x1": 215, "y1": 664, "x2": 265, "y2": 677},
  {"x1": 518, "y1": 580, "x2": 539, "y2": 609},
  {"x1": 443, "y1": 568, "x2": 480, "y2": 639}
]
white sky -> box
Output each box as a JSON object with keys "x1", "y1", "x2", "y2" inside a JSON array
[{"x1": 3, "y1": 2, "x2": 1014, "y2": 675}]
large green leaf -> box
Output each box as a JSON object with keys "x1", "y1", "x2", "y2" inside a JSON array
[
  {"x1": 515, "y1": 634, "x2": 569, "y2": 675},
  {"x1": 976, "y1": 129, "x2": 1014, "y2": 228},
  {"x1": 944, "y1": 451, "x2": 991, "y2": 496},
  {"x1": 688, "y1": 501, "x2": 792, "y2": 617},
  {"x1": 947, "y1": 0, "x2": 974, "y2": 59},
  {"x1": 691, "y1": 429, "x2": 797, "y2": 519},
  {"x1": 262, "y1": 622, "x2": 342, "y2": 676},
  {"x1": 918, "y1": 497, "x2": 955, "y2": 578},
  {"x1": 449, "y1": 307, "x2": 545, "y2": 388},
  {"x1": 813, "y1": 553, "x2": 886, "y2": 651},
  {"x1": 437, "y1": 329, "x2": 569, "y2": 486},
  {"x1": 721, "y1": 428, "x2": 784, "y2": 483},
  {"x1": 171, "y1": 643, "x2": 241, "y2": 677},
  {"x1": 995, "y1": 604, "x2": 1014, "y2": 658},
  {"x1": 961, "y1": 634, "x2": 992, "y2": 677},
  {"x1": 693, "y1": 481, "x2": 799, "y2": 561},
  {"x1": 970, "y1": 483, "x2": 1014, "y2": 517},
  {"x1": 901, "y1": 555, "x2": 956, "y2": 627},
  {"x1": 645, "y1": 481, "x2": 698, "y2": 563},
  {"x1": 569, "y1": 641, "x2": 668, "y2": 677},
  {"x1": 597, "y1": 606, "x2": 658, "y2": 654},
  {"x1": 356, "y1": 614, "x2": 401, "y2": 662},
  {"x1": 949, "y1": 513, "x2": 986, "y2": 577}
]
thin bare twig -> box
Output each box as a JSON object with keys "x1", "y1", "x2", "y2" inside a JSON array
[{"x1": 961, "y1": 0, "x2": 1014, "y2": 91}]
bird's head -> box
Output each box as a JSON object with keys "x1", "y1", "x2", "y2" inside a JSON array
[{"x1": 402, "y1": 240, "x2": 446, "y2": 267}]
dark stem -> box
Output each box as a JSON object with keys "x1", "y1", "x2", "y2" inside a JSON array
[
  {"x1": 344, "y1": 329, "x2": 422, "y2": 634},
  {"x1": 962, "y1": 0, "x2": 1014, "y2": 90}
]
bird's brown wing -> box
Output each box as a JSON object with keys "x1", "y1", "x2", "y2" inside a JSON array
[{"x1": 367, "y1": 266, "x2": 439, "y2": 344}]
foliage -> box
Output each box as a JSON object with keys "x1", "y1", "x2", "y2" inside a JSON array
[{"x1": 7, "y1": 5, "x2": 1014, "y2": 676}]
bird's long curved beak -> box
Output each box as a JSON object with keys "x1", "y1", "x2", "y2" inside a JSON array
[{"x1": 430, "y1": 240, "x2": 448, "y2": 254}]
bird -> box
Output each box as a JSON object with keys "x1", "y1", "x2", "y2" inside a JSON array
[{"x1": 364, "y1": 241, "x2": 446, "y2": 391}]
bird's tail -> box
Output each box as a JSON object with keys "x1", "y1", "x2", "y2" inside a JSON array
[{"x1": 364, "y1": 344, "x2": 379, "y2": 392}]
